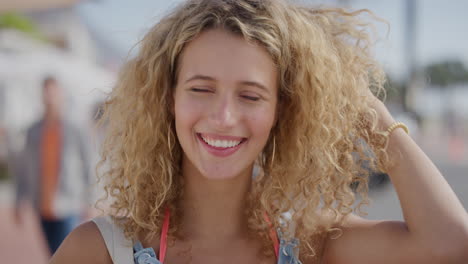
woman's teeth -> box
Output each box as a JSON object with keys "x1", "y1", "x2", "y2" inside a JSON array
[{"x1": 201, "y1": 136, "x2": 242, "y2": 148}]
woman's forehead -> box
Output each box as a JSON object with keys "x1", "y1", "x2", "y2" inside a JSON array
[{"x1": 177, "y1": 29, "x2": 278, "y2": 90}]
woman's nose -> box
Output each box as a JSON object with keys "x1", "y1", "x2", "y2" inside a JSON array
[{"x1": 210, "y1": 95, "x2": 239, "y2": 130}]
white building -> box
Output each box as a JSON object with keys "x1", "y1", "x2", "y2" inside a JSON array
[{"x1": 0, "y1": 2, "x2": 116, "y2": 154}]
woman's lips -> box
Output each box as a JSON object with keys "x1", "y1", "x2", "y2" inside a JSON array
[{"x1": 196, "y1": 133, "x2": 247, "y2": 157}]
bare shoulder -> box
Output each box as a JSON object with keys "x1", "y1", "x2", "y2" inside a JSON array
[{"x1": 50, "y1": 221, "x2": 112, "y2": 264}]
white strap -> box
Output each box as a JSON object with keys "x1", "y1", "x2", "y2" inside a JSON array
[{"x1": 92, "y1": 216, "x2": 134, "y2": 264}]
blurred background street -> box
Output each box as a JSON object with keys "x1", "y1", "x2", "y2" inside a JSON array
[{"x1": 0, "y1": 0, "x2": 467, "y2": 262}]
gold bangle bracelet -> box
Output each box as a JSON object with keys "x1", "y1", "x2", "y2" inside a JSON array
[{"x1": 384, "y1": 122, "x2": 409, "y2": 137}]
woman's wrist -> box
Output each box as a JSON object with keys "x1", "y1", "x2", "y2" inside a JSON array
[{"x1": 371, "y1": 99, "x2": 396, "y2": 130}]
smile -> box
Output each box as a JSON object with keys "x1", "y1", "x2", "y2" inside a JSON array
[{"x1": 196, "y1": 133, "x2": 247, "y2": 157}]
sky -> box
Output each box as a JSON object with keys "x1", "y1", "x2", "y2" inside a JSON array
[{"x1": 77, "y1": 0, "x2": 468, "y2": 81}]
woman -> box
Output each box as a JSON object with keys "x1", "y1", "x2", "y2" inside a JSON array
[{"x1": 51, "y1": 0, "x2": 468, "y2": 263}]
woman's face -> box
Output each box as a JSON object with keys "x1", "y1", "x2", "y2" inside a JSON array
[{"x1": 174, "y1": 28, "x2": 278, "y2": 180}]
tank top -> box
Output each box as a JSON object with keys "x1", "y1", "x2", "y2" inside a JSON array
[{"x1": 93, "y1": 211, "x2": 302, "y2": 264}]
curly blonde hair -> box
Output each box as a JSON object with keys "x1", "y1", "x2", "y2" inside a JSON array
[{"x1": 98, "y1": 0, "x2": 390, "y2": 260}]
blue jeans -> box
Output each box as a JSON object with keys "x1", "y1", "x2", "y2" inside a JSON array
[{"x1": 40, "y1": 215, "x2": 78, "y2": 254}]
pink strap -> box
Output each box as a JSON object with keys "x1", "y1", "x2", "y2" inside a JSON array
[
  {"x1": 263, "y1": 212, "x2": 280, "y2": 258},
  {"x1": 159, "y1": 207, "x2": 170, "y2": 263},
  {"x1": 159, "y1": 209, "x2": 280, "y2": 261}
]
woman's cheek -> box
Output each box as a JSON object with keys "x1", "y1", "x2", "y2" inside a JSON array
[{"x1": 247, "y1": 109, "x2": 275, "y2": 142}]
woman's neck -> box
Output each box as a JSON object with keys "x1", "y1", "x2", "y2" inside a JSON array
[{"x1": 180, "y1": 158, "x2": 254, "y2": 242}]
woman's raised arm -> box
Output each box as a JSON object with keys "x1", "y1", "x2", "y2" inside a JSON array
[{"x1": 322, "y1": 96, "x2": 468, "y2": 264}]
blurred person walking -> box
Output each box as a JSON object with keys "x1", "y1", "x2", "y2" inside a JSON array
[{"x1": 15, "y1": 76, "x2": 92, "y2": 255}]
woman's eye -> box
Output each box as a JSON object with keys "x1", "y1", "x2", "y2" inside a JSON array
[
  {"x1": 190, "y1": 88, "x2": 211, "y2": 93},
  {"x1": 242, "y1": 95, "x2": 260, "y2": 101}
]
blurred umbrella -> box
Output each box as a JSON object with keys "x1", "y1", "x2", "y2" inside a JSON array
[{"x1": 0, "y1": 0, "x2": 81, "y2": 13}]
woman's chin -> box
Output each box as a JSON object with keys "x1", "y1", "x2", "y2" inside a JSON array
[
  {"x1": 199, "y1": 169, "x2": 242, "y2": 181},
  {"x1": 197, "y1": 164, "x2": 253, "y2": 181}
]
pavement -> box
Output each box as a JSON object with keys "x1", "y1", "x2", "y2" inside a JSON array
[{"x1": 0, "y1": 203, "x2": 50, "y2": 263}]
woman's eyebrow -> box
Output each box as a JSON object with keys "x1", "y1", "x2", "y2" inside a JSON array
[
  {"x1": 184, "y1": 74, "x2": 215, "y2": 83},
  {"x1": 239, "y1": 80, "x2": 270, "y2": 93}
]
